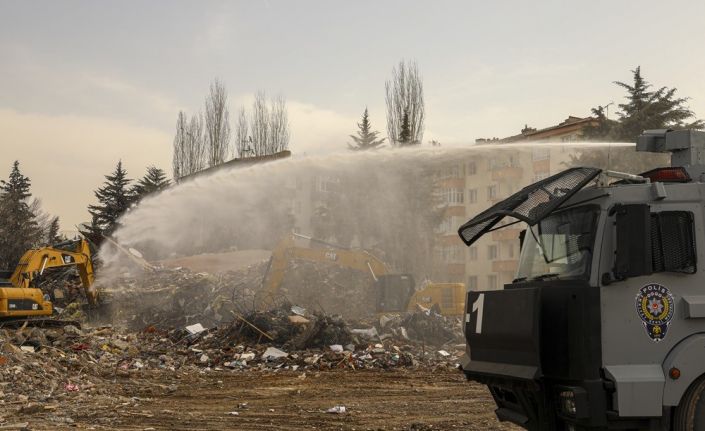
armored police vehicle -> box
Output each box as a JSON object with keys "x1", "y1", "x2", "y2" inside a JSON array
[{"x1": 458, "y1": 129, "x2": 705, "y2": 430}]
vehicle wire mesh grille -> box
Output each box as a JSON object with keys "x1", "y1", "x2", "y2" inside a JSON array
[
  {"x1": 651, "y1": 211, "x2": 696, "y2": 273},
  {"x1": 457, "y1": 167, "x2": 602, "y2": 246}
]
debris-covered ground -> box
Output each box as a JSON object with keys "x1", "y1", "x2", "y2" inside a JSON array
[{"x1": 0, "y1": 258, "x2": 516, "y2": 430}]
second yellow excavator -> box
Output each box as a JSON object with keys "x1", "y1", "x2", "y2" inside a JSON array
[
  {"x1": 258, "y1": 234, "x2": 465, "y2": 316},
  {"x1": 0, "y1": 239, "x2": 97, "y2": 320}
]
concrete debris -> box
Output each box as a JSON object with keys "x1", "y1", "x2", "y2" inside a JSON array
[{"x1": 262, "y1": 347, "x2": 288, "y2": 360}]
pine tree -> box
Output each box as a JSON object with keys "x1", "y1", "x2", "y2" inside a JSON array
[
  {"x1": 581, "y1": 105, "x2": 619, "y2": 141},
  {"x1": 348, "y1": 108, "x2": 386, "y2": 151},
  {"x1": 78, "y1": 214, "x2": 104, "y2": 246},
  {"x1": 46, "y1": 216, "x2": 62, "y2": 245},
  {"x1": 0, "y1": 161, "x2": 42, "y2": 269},
  {"x1": 613, "y1": 67, "x2": 704, "y2": 142},
  {"x1": 87, "y1": 161, "x2": 134, "y2": 238},
  {"x1": 132, "y1": 166, "x2": 171, "y2": 200},
  {"x1": 398, "y1": 109, "x2": 413, "y2": 146}
]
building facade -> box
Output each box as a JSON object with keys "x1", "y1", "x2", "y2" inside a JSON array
[{"x1": 434, "y1": 116, "x2": 597, "y2": 291}]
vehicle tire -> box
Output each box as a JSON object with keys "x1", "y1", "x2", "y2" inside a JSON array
[{"x1": 673, "y1": 375, "x2": 705, "y2": 430}]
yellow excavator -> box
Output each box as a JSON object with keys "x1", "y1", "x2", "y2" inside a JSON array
[
  {"x1": 0, "y1": 239, "x2": 97, "y2": 320},
  {"x1": 258, "y1": 233, "x2": 465, "y2": 316}
]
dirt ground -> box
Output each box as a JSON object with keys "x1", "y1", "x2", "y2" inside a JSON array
[{"x1": 8, "y1": 368, "x2": 520, "y2": 431}]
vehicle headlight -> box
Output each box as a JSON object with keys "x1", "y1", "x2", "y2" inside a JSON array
[{"x1": 559, "y1": 390, "x2": 577, "y2": 416}]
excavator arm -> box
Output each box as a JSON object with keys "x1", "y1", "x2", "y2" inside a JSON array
[
  {"x1": 9, "y1": 239, "x2": 97, "y2": 306},
  {"x1": 257, "y1": 234, "x2": 390, "y2": 310}
]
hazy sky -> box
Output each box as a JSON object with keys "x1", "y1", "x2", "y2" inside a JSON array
[{"x1": 1, "y1": 0, "x2": 704, "y2": 230}]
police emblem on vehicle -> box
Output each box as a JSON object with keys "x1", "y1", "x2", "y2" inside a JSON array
[{"x1": 635, "y1": 283, "x2": 675, "y2": 342}]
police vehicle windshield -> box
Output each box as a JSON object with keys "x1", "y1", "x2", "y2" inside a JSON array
[{"x1": 516, "y1": 205, "x2": 600, "y2": 282}]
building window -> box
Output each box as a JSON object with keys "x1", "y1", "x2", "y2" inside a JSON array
[
  {"x1": 469, "y1": 246, "x2": 478, "y2": 261},
  {"x1": 488, "y1": 274, "x2": 498, "y2": 290},
  {"x1": 488, "y1": 244, "x2": 498, "y2": 260},
  {"x1": 441, "y1": 188, "x2": 464, "y2": 205},
  {"x1": 437, "y1": 245, "x2": 465, "y2": 264},
  {"x1": 468, "y1": 188, "x2": 477, "y2": 203},
  {"x1": 487, "y1": 185, "x2": 498, "y2": 201},
  {"x1": 315, "y1": 175, "x2": 340, "y2": 193},
  {"x1": 508, "y1": 243, "x2": 515, "y2": 258},
  {"x1": 467, "y1": 161, "x2": 477, "y2": 175},
  {"x1": 467, "y1": 275, "x2": 477, "y2": 291},
  {"x1": 532, "y1": 148, "x2": 550, "y2": 161}
]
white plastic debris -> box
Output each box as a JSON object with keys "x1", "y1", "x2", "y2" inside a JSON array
[
  {"x1": 326, "y1": 405, "x2": 347, "y2": 414},
  {"x1": 329, "y1": 344, "x2": 344, "y2": 353},
  {"x1": 199, "y1": 354, "x2": 210, "y2": 363},
  {"x1": 185, "y1": 323, "x2": 207, "y2": 335},
  {"x1": 226, "y1": 411, "x2": 239, "y2": 416},
  {"x1": 437, "y1": 350, "x2": 451, "y2": 357},
  {"x1": 20, "y1": 346, "x2": 35, "y2": 353},
  {"x1": 262, "y1": 347, "x2": 288, "y2": 360},
  {"x1": 239, "y1": 352, "x2": 256, "y2": 361},
  {"x1": 291, "y1": 305, "x2": 307, "y2": 316}
]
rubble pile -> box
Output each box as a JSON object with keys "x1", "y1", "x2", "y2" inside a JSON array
[
  {"x1": 103, "y1": 262, "x2": 268, "y2": 329},
  {"x1": 0, "y1": 319, "x2": 462, "y2": 405},
  {"x1": 375, "y1": 308, "x2": 463, "y2": 345},
  {"x1": 277, "y1": 261, "x2": 377, "y2": 319}
]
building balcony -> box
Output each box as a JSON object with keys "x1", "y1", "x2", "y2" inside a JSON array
[
  {"x1": 436, "y1": 234, "x2": 463, "y2": 245},
  {"x1": 443, "y1": 206, "x2": 466, "y2": 217},
  {"x1": 492, "y1": 259, "x2": 518, "y2": 273},
  {"x1": 491, "y1": 166, "x2": 523, "y2": 181},
  {"x1": 492, "y1": 228, "x2": 524, "y2": 241},
  {"x1": 444, "y1": 263, "x2": 466, "y2": 275}
]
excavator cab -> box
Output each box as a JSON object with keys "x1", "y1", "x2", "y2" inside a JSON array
[{"x1": 374, "y1": 274, "x2": 416, "y2": 313}]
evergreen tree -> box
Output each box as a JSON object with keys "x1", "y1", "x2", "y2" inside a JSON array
[
  {"x1": 348, "y1": 108, "x2": 386, "y2": 151},
  {"x1": 398, "y1": 109, "x2": 413, "y2": 146},
  {"x1": 87, "y1": 161, "x2": 134, "y2": 239},
  {"x1": 581, "y1": 105, "x2": 619, "y2": 141},
  {"x1": 46, "y1": 216, "x2": 62, "y2": 245},
  {"x1": 0, "y1": 161, "x2": 42, "y2": 269},
  {"x1": 613, "y1": 67, "x2": 704, "y2": 142},
  {"x1": 132, "y1": 166, "x2": 171, "y2": 200},
  {"x1": 78, "y1": 214, "x2": 104, "y2": 246}
]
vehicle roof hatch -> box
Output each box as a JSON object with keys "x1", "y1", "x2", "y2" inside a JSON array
[{"x1": 457, "y1": 167, "x2": 602, "y2": 246}]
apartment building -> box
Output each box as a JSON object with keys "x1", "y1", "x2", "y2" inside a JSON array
[{"x1": 434, "y1": 116, "x2": 596, "y2": 291}]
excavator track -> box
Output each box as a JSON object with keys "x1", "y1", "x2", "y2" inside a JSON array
[{"x1": 0, "y1": 317, "x2": 81, "y2": 329}]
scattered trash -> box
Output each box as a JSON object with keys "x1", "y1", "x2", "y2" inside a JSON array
[
  {"x1": 326, "y1": 405, "x2": 347, "y2": 414},
  {"x1": 185, "y1": 323, "x2": 207, "y2": 335},
  {"x1": 291, "y1": 305, "x2": 307, "y2": 316},
  {"x1": 329, "y1": 344, "x2": 343, "y2": 353},
  {"x1": 64, "y1": 383, "x2": 80, "y2": 392},
  {"x1": 262, "y1": 347, "x2": 288, "y2": 360}
]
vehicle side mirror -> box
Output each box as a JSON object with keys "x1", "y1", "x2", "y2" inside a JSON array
[
  {"x1": 519, "y1": 229, "x2": 526, "y2": 250},
  {"x1": 613, "y1": 204, "x2": 652, "y2": 281}
]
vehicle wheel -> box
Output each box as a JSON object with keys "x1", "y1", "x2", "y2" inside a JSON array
[{"x1": 673, "y1": 375, "x2": 705, "y2": 430}]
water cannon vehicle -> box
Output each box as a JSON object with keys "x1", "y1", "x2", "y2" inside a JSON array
[{"x1": 457, "y1": 129, "x2": 705, "y2": 430}]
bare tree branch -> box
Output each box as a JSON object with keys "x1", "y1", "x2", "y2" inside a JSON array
[
  {"x1": 385, "y1": 59, "x2": 425, "y2": 146},
  {"x1": 204, "y1": 78, "x2": 231, "y2": 167}
]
